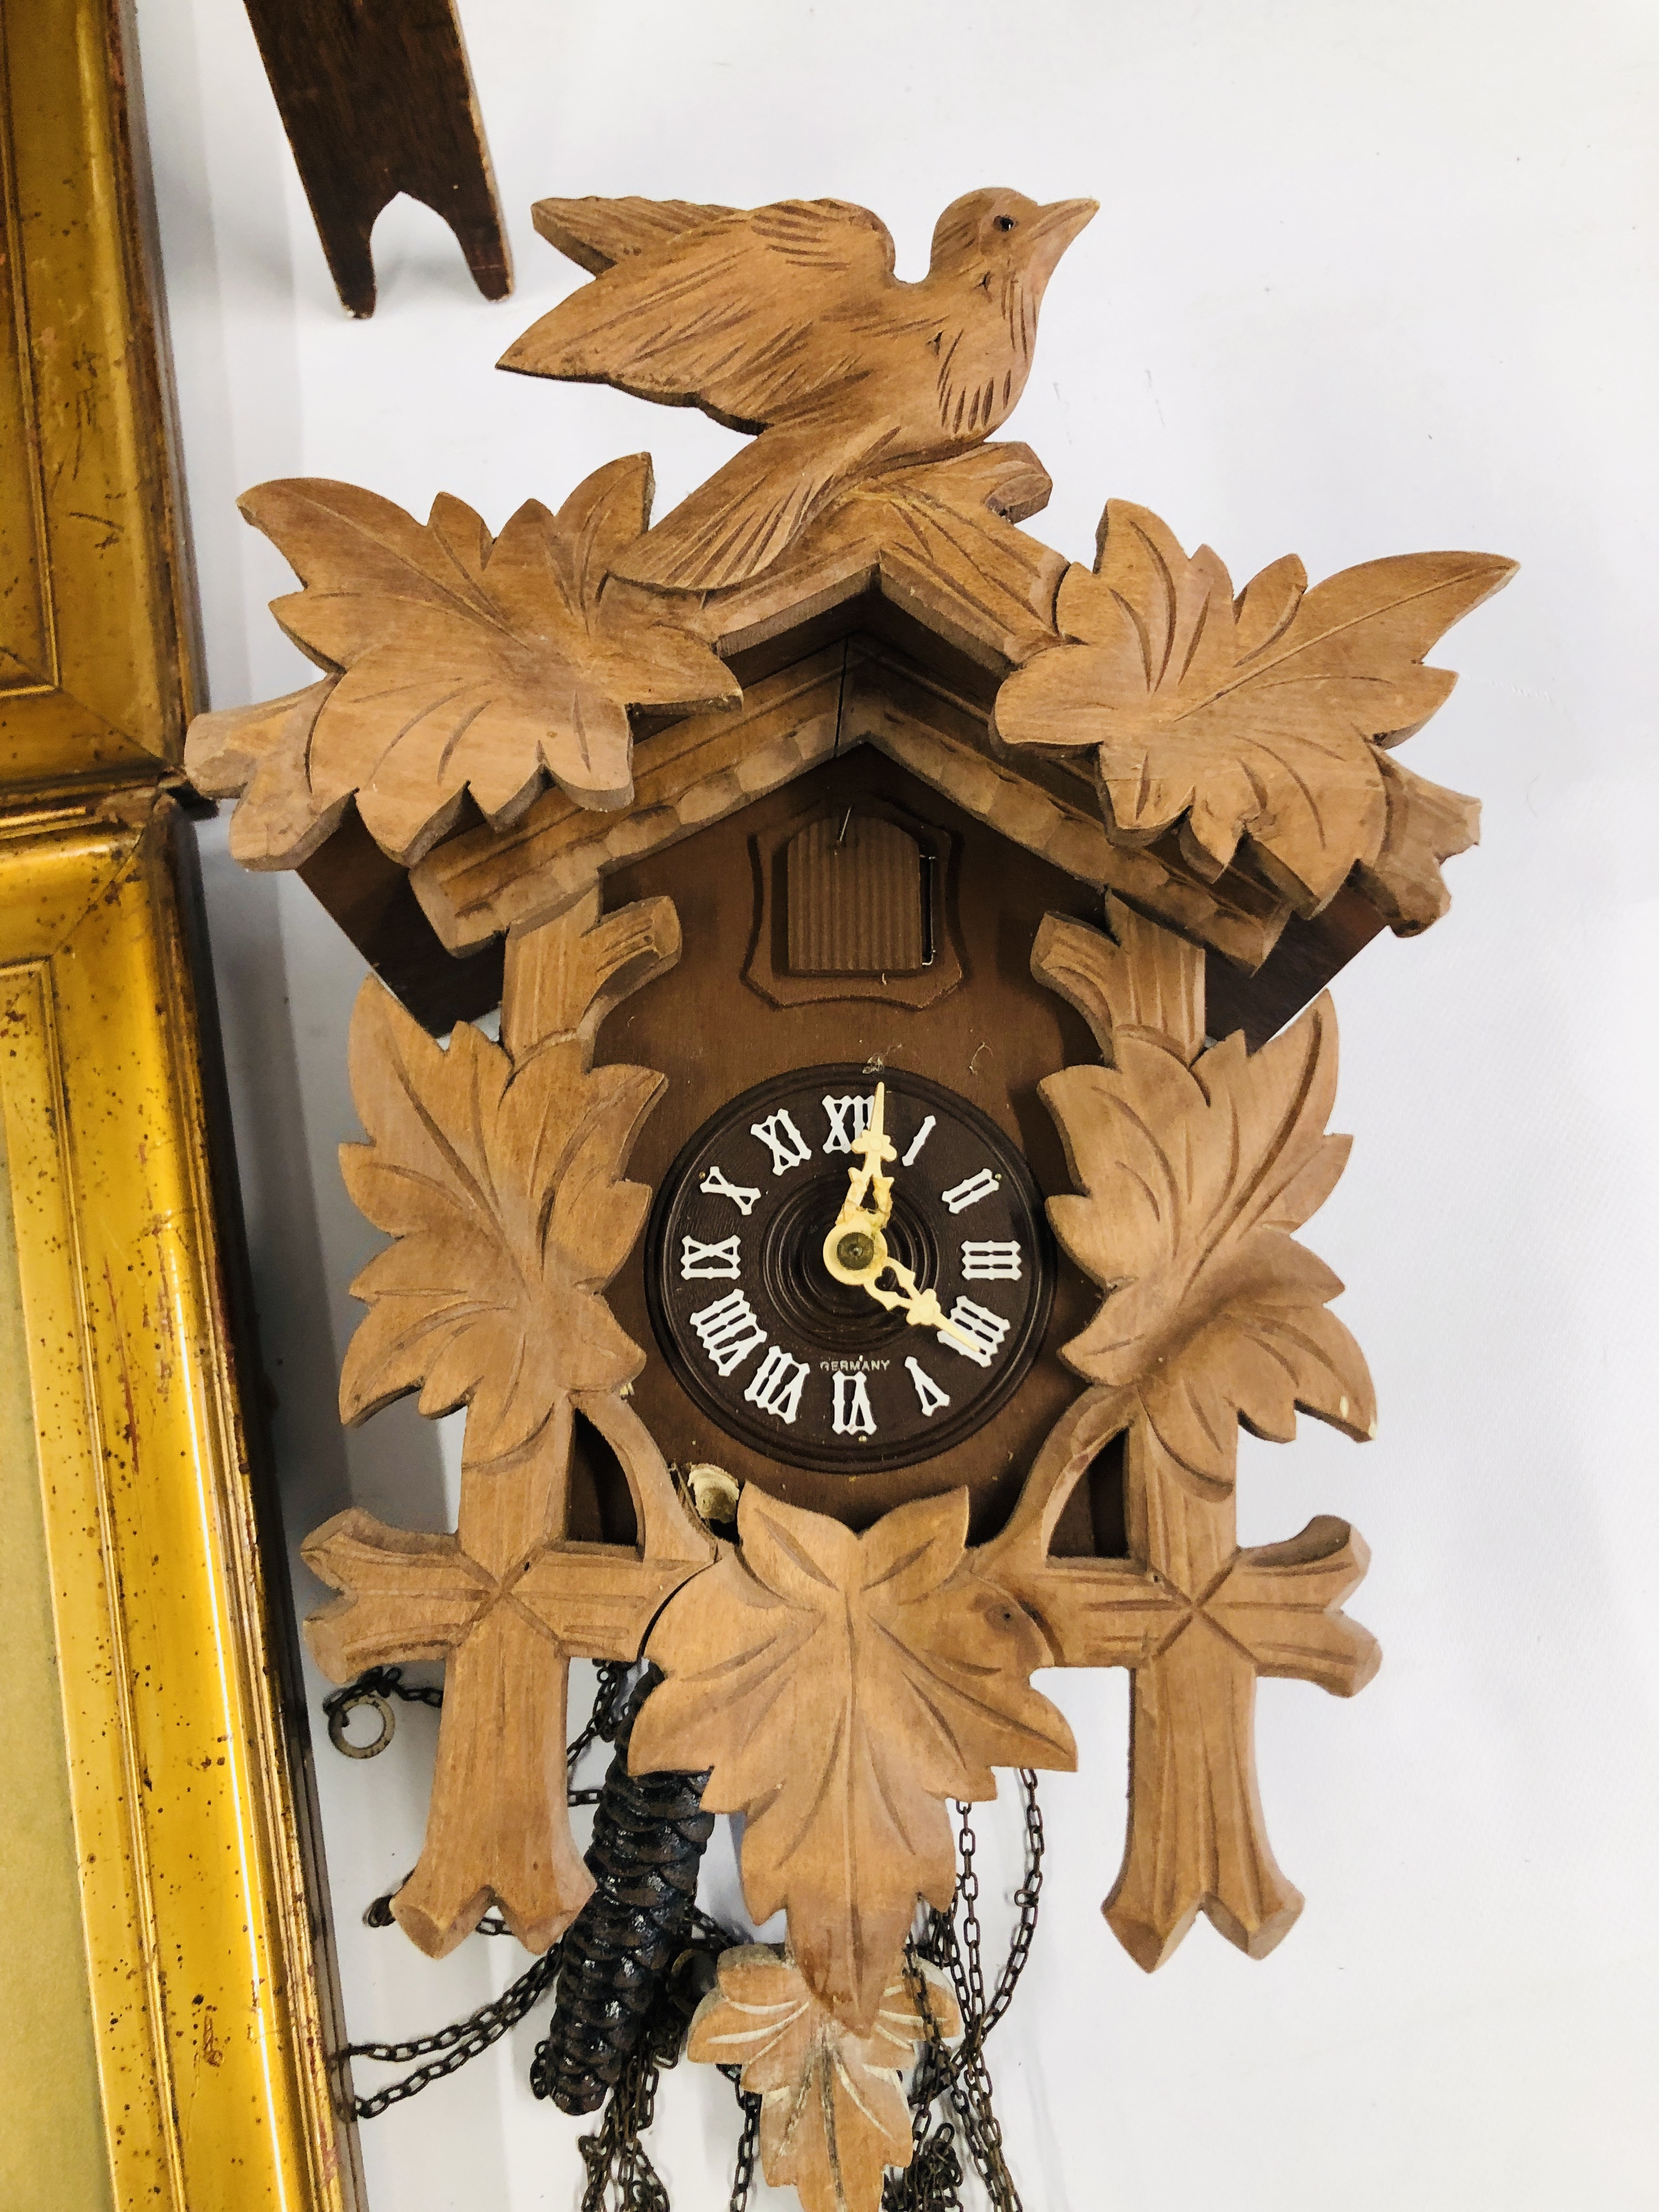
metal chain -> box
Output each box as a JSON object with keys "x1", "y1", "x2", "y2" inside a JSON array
[
  {"x1": 982, "y1": 1773, "x2": 1045, "y2": 2042},
  {"x1": 688, "y1": 1912, "x2": 764, "y2": 2211},
  {"x1": 578, "y1": 2041, "x2": 671, "y2": 2212},
  {"x1": 338, "y1": 1661, "x2": 633, "y2": 2119},
  {"x1": 330, "y1": 1667, "x2": 1045, "y2": 2208},
  {"x1": 564, "y1": 1658, "x2": 635, "y2": 1806},
  {"x1": 564, "y1": 1891, "x2": 750, "y2": 2208},
  {"x1": 346, "y1": 1946, "x2": 562, "y2": 2117},
  {"x1": 886, "y1": 1771, "x2": 1045, "y2": 2212},
  {"x1": 723, "y1": 2079, "x2": 762, "y2": 2212},
  {"x1": 321, "y1": 1663, "x2": 443, "y2": 1758}
]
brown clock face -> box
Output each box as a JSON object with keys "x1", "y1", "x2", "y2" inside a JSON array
[{"x1": 645, "y1": 1064, "x2": 1054, "y2": 1474}]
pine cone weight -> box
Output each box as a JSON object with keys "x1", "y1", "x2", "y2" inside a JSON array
[{"x1": 533, "y1": 1668, "x2": 715, "y2": 2114}]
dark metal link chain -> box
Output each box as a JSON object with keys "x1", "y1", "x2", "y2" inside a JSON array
[
  {"x1": 346, "y1": 1947, "x2": 563, "y2": 2116},
  {"x1": 577, "y1": 2041, "x2": 671, "y2": 2212},
  {"x1": 326, "y1": 1666, "x2": 1044, "y2": 2209},
  {"x1": 568, "y1": 1901, "x2": 747, "y2": 2207},
  {"x1": 338, "y1": 1661, "x2": 633, "y2": 2118},
  {"x1": 321, "y1": 1663, "x2": 443, "y2": 1758},
  {"x1": 563, "y1": 1659, "x2": 636, "y2": 1807},
  {"x1": 723, "y1": 2078, "x2": 762, "y2": 2212},
  {"x1": 886, "y1": 1771, "x2": 1045, "y2": 2212}
]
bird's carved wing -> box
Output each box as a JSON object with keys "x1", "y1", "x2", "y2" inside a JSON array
[
  {"x1": 612, "y1": 410, "x2": 900, "y2": 591},
  {"x1": 499, "y1": 199, "x2": 896, "y2": 435},
  {"x1": 531, "y1": 195, "x2": 737, "y2": 275}
]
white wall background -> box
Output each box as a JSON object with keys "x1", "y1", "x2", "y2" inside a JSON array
[{"x1": 130, "y1": 2, "x2": 1659, "y2": 2206}]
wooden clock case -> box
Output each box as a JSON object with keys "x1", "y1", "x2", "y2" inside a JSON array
[
  {"x1": 184, "y1": 184, "x2": 1515, "y2": 2212},
  {"x1": 284, "y1": 579, "x2": 1396, "y2": 1555}
]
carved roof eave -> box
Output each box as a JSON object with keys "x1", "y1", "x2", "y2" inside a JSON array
[
  {"x1": 187, "y1": 439, "x2": 1508, "y2": 1041},
  {"x1": 412, "y1": 633, "x2": 1292, "y2": 974},
  {"x1": 411, "y1": 448, "x2": 1302, "y2": 974}
]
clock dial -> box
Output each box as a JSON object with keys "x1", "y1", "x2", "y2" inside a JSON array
[{"x1": 645, "y1": 1064, "x2": 1054, "y2": 1474}]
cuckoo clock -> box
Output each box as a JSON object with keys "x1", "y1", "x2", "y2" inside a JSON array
[{"x1": 188, "y1": 185, "x2": 1514, "y2": 2210}]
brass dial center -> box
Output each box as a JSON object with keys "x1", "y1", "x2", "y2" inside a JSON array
[{"x1": 834, "y1": 1229, "x2": 876, "y2": 1272}]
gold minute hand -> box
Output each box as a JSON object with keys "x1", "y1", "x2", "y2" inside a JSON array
[{"x1": 861, "y1": 1256, "x2": 979, "y2": 1357}]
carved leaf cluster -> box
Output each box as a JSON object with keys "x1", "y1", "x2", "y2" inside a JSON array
[
  {"x1": 688, "y1": 1945, "x2": 961, "y2": 2212},
  {"x1": 1041, "y1": 994, "x2": 1374, "y2": 1497},
  {"x1": 631, "y1": 1489, "x2": 1074, "y2": 2027},
  {"x1": 994, "y1": 500, "x2": 1513, "y2": 923},
  {"x1": 338, "y1": 979, "x2": 662, "y2": 1464},
  {"x1": 186, "y1": 455, "x2": 739, "y2": 867}
]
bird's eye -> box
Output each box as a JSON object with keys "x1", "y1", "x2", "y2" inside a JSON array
[{"x1": 995, "y1": 215, "x2": 1017, "y2": 232}]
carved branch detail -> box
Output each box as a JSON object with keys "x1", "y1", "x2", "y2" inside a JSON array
[
  {"x1": 301, "y1": 891, "x2": 713, "y2": 1957},
  {"x1": 690, "y1": 443, "x2": 1067, "y2": 668},
  {"x1": 1030, "y1": 902, "x2": 1206, "y2": 1064}
]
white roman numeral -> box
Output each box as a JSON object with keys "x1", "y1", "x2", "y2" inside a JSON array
[
  {"x1": 940, "y1": 1167, "x2": 1001, "y2": 1214},
  {"x1": 832, "y1": 1372, "x2": 877, "y2": 1436},
  {"x1": 743, "y1": 1345, "x2": 810, "y2": 1425},
  {"x1": 901, "y1": 1115, "x2": 936, "y2": 1167},
  {"x1": 750, "y1": 1109, "x2": 812, "y2": 1176},
  {"x1": 960, "y1": 1239, "x2": 1023, "y2": 1281},
  {"x1": 905, "y1": 1357, "x2": 950, "y2": 1417},
  {"x1": 690, "y1": 1288, "x2": 768, "y2": 1377},
  {"x1": 943, "y1": 1296, "x2": 1010, "y2": 1368},
  {"x1": 698, "y1": 1164, "x2": 760, "y2": 1216},
  {"x1": 821, "y1": 1093, "x2": 874, "y2": 1153},
  {"x1": 680, "y1": 1234, "x2": 742, "y2": 1280}
]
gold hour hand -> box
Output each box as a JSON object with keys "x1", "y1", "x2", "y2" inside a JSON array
[
  {"x1": 821, "y1": 1084, "x2": 972, "y2": 1358},
  {"x1": 838, "y1": 1080, "x2": 894, "y2": 1231},
  {"x1": 825, "y1": 1082, "x2": 896, "y2": 1286}
]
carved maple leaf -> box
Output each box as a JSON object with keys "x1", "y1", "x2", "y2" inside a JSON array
[
  {"x1": 993, "y1": 500, "x2": 1514, "y2": 923},
  {"x1": 189, "y1": 454, "x2": 740, "y2": 866},
  {"x1": 1041, "y1": 993, "x2": 1374, "y2": 1497},
  {"x1": 630, "y1": 1489, "x2": 1074, "y2": 2028},
  {"x1": 688, "y1": 1945, "x2": 961, "y2": 2212},
  {"x1": 337, "y1": 977, "x2": 662, "y2": 1464}
]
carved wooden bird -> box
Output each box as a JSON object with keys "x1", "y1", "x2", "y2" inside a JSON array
[{"x1": 498, "y1": 189, "x2": 1097, "y2": 592}]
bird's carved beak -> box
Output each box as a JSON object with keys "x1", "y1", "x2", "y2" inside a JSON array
[{"x1": 1028, "y1": 197, "x2": 1098, "y2": 290}]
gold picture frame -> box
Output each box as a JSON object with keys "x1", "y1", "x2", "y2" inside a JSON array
[
  {"x1": 0, "y1": 1, "x2": 359, "y2": 2203},
  {"x1": 0, "y1": 0, "x2": 196, "y2": 789},
  {"x1": 0, "y1": 800, "x2": 358, "y2": 2210}
]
